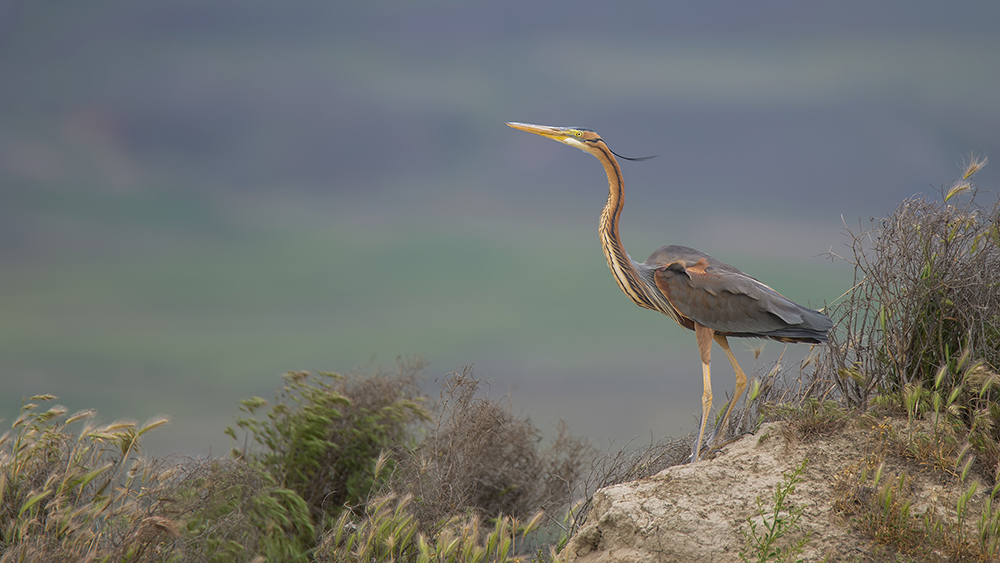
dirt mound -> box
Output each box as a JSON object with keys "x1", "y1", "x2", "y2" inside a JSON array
[{"x1": 564, "y1": 419, "x2": 989, "y2": 562}]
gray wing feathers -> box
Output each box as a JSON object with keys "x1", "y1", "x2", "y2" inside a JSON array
[{"x1": 646, "y1": 245, "x2": 832, "y2": 342}]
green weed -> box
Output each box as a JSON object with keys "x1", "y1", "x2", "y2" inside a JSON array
[
  {"x1": 740, "y1": 459, "x2": 812, "y2": 563},
  {"x1": 226, "y1": 361, "x2": 430, "y2": 521}
]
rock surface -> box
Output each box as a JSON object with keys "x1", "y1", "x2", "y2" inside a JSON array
[{"x1": 563, "y1": 421, "x2": 913, "y2": 562}]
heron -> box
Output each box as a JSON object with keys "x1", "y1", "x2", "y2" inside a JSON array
[{"x1": 506, "y1": 122, "x2": 832, "y2": 462}]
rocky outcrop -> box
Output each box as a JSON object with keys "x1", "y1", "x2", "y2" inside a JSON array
[{"x1": 564, "y1": 422, "x2": 879, "y2": 562}]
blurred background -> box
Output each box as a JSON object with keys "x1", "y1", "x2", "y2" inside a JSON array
[{"x1": 2, "y1": 1, "x2": 998, "y2": 456}]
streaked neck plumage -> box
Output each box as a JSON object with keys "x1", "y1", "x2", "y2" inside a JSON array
[{"x1": 591, "y1": 141, "x2": 658, "y2": 312}]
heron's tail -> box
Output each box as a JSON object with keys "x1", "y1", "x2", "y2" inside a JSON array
[{"x1": 764, "y1": 307, "x2": 833, "y2": 344}]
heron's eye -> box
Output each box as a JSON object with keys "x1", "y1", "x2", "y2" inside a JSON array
[{"x1": 574, "y1": 131, "x2": 583, "y2": 137}]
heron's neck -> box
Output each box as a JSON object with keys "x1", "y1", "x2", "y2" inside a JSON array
[{"x1": 594, "y1": 143, "x2": 656, "y2": 310}]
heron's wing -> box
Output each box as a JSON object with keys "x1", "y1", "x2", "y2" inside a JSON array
[{"x1": 652, "y1": 258, "x2": 811, "y2": 336}]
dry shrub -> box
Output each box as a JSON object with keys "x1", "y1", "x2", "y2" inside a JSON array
[
  {"x1": 392, "y1": 367, "x2": 592, "y2": 531},
  {"x1": 819, "y1": 155, "x2": 1000, "y2": 484},
  {"x1": 823, "y1": 154, "x2": 999, "y2": 407}
]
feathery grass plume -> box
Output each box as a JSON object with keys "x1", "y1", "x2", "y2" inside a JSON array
[
  {"x1": 0, "y1": 396, "x2": 174, "y2": 562},
  {"x1": 942, "y1": 152, "x2": 987, "y2": 201},
  {"x1": 962, "y1": 152, "x2": 988, "y2": 180},
  {"x1": 315, "y1": 492, "x2": 542, "y2": 563},
  {"x1": 2, "y1": 395, "x2": 317, "y2": 562},
  {"x1": 945, "y1": 180, "x2": 972, "y2": 202}
]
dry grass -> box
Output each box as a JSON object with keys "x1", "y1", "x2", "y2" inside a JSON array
[
  {"x1": 560, "y1": 433, "x2": 689, "y2": 540},
  {"x1": 1, "y1": 366, "x2": 588, "y2": 563},
  {"x1": 0, "y1": 397, "x2": 172, "y2": 562},
  {"x1": 314, "y1": 492, "x2": 545, "y2": 563},
  {"x1": 0, "y1": 396, "x2": 316, "y2": 562},
  {"x1": 830, "y1": 414, "x2": 1000, "y2": 562},
  {"x1": 811, "y1": 155, "x2": 1000, "y2": 562},
  {"x1": 764, "y1": 398, "x2": 850, "y2": 442},
  {"x1": 720, "y1": 341, "x2": 837, "y2": 443}
]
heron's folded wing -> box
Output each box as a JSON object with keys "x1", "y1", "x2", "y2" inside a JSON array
[{"x1": 652, "y1": 259, "x2": 809, "y2": 335}]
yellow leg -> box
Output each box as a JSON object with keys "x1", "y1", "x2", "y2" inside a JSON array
[
  {"x1": 710, "y1": 334, "x2": 748, "y2": 446},
  {"x1": 691, "y1": 323, "x2": 714, "y2": 463}
]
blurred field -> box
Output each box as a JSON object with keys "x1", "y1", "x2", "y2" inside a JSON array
[
  {"x1": 0, "y1": 188, "x2": 845, "y2": 455},
  {"x1": 2, "y1": 1, "x2": 995, "y2": 456}
]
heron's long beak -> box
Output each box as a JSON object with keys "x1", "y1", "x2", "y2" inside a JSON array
[{"x1": 506, "y1": 122, "x2": 571, "y2": 141}]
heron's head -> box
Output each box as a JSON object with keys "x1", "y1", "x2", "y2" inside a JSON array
[{"x1": 506, "y1": 122, "x2": 603, "y2": 153}]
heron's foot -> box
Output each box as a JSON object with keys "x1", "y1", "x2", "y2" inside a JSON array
[
  {"x1": 706, "y1": 422, "x2": 729, "y2": 450},
  {"x1": 687, "y1": 436, "x2": 709, "y2": 463},
  {"x1": 686, "y1": 445, "x2": 724, "y2": 464},
  {"x1": 687, "y1": 440, "x2": 722, "y2": 464},
  {"x1": 689, "y1": 432, "x2": 749, "y2": 464},
  {"x1": 710, "y1": 435, "x2": 744, "y2": 451},
  {"x1": 706, "y1": 421, "x2": 755, "y2": 450}
]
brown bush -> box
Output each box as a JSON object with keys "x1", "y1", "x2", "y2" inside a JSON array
[{"x1": 390, "y1": 367, "x2": 592, "y2": 531}]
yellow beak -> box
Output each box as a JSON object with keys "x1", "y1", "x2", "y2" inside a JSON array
[{"x1": 506, "y1": 122, "x2": 572, "y2": 141}]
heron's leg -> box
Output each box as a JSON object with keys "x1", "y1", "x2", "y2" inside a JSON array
[
  {"x1": 690, "y1": 323, "x2": 714, "y2": 463},
  {"x1": 708, "y1": 334, "x2": 748, "y2": 447}
]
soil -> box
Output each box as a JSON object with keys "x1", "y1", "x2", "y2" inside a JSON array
[{"x1": 563, "y1": 417, "x2": 993, "y2": 563}]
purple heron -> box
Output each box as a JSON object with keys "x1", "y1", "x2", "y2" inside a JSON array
[{"x1": 507, "y1": 122, "x2": 832, "y2": 462}]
